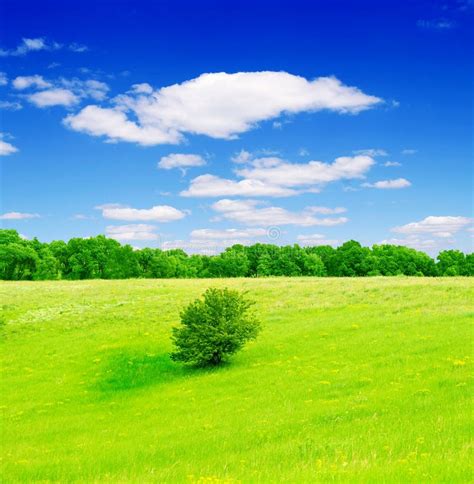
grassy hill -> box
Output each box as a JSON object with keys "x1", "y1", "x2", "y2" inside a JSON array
[{"x1": 1, "y1": 278, "x2": 472, "y2": 482}]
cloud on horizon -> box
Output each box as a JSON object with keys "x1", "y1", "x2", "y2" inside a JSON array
[
  {"x1": 211, "y1": 199, "x2": 349, "y2": 227},
  {"x1": 106, "y1": 224, "x2": 160, "y2": 241},
  {"x1": 0, "y1": 212, "x2": 40, "y2": 220},
  {"x1": 392, "y1": 216, "x2": 472, "y2": 238}
]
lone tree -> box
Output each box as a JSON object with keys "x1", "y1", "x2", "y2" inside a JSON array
[{"x1": 171, "y1": 288, "x2": 261, "y2": 366}]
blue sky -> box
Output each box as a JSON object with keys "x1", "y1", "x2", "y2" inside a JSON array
[{"x1": 0, "y1": 0, "x2": 472, "y2": 254}]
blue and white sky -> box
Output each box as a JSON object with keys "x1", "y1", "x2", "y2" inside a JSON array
[{"x1": 1, "y1": 0, "x2": 473, "y2": 254}]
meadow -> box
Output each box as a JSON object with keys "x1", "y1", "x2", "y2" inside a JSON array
[{"x1": 1, "y1": 277, "x2": 472, "y2": 483}]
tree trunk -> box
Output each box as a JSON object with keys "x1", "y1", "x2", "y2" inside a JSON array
[{"x1": 211, "y1": 352, "x2": 222, "y2": 365}]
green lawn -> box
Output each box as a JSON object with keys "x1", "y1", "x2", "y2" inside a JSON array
[{"x1": 1, "y1": 278, "x2": 473, "y2": 483}]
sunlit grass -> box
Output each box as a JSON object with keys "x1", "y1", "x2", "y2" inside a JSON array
[{"x1": 1, "y1": 277, "x2": 473, "y2": 482}]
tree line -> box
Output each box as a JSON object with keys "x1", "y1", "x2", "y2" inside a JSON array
[{"x1": 0, "y1": 229, "x2": 472, "y2": 280}]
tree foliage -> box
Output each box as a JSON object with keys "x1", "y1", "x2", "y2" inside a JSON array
[
  {"x1": 171, "y1": 288, "x2": 261, "y2": 366},
  {"x1": 0, "y1": 229, "x2": 472, "y2": 280}
]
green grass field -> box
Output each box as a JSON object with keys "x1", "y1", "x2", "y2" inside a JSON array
[{"x1": 1, "y1": 278, "x2": 473, "y2": 483}]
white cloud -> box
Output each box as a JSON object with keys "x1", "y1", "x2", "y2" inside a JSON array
[
  {"x1": 129, "y1": 83, "x2": 153, "y2": 94},
  {"x1": 237, "y1": 155, "x2": 375, "y2": 188},
  {"x1": 0, "y1": 72, "x2": 7, "y2": 86},
  {"x1": 342, "y1": 186, "x2": 359, "y2": 192},
  {"x1": 69, "y1": 43, "x2": 88, "y2": 53},
  {"x1": 305, "y1": 206, "x2": 347, "y2": 214},
  {"x1": 383, "y1": 161, "x2": 402, "y2": 167},
  {"x1": 379, "y1": 237, "x2": 439, "y2": 251},
  {"x1": 183, "y1": 155, "x2": 373, "y2": 198},
  {"x1": 212, "y1": 199, "x2": 349, "y2": 227},
  {"x1": 97, "y1": 204, "x2": 187, "y2": 222},
  {"x1": 0, "y1": 38, "x2": 57, "y2": 57},
  {"x1": 106, "y1": 224, "x2": 159, "y2": 241},
  {"x1": 87, "y1": 80, "x2": 109, "y2": 100},
  {"x1": 64, "y1": 106, "x2": 180, "y2": 145},
  {"x1": 0, "y1": 135, "x2": 18, "y2": 156},
  {"x1": 392, "y1": 216, "x2": 472, "y2": 238},
  {"x1": 94, "y1": 203, "x2": 123, "y2": 210},
  {"x1": 417, "y1": 19, "x2": 455, "y2": 30},
  {"x1": 248, "y1": 157, "x2": 284, "y2": 168},
  {"x1": 401, "y1": 149, "x2": 417, "y2": 155},
  {"x1": 158, "y1": 153, "x2": 206, "y2": 170},
  {"x1": 191, "y1": 228, "x2": 267, "y2": 240},
  {"x1": 231, "y1": 149, "x2": 252, "y2": 164},
  {"x1": 65, "y1": 71, "x2": 382, "y2": 145},
  {"x1": 362, "y1": 178, "x2": 411, "y2": 189},
  {"x1": 353, "y1": 148, "x2": 388, "y2": 157},
  {"x1": 161, "y1": 239, "x2": 243, "y2": 255},
  {"x1": 0, "y1": 101, "x2": 23, "y2": 111},
  {"x1": 162, "y1": 228, "x2": 271, "y2": 254},
  {"x1": 13, "y1": 75, "x2": 52, "y2": 90},
  {"x1": 23, "y1": 38, "x2": 49, "y2": 50},
  {"x1": 298, "y1": 148, "x2": 309, "y2": 157},
  {"x1": 60, "y1": 79, "x2": 109, "y2": 101},
  {"x1": 259, "y1": 148, "x2": 282, "y2": 157},
  {"x1": 296, "y1": 234, "x2": 339, "y2": 246},
  {"x1": 0, "y1": 212, "x2": 39, "y2": 220},
  {"x1": 181, "y1": 174, "x2": 298, "y2": 198},
  {"x1": 28, "y1": 88, "x2": 79, "y2": 107},
  {"x1": 14, "y1": 75, "x2": 109, "y2": 108},
  {"x1": 0, "y1": 38, "x2": 88, "y2": 56}
]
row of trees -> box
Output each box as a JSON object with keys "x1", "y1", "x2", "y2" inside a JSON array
[{"x1": 0, "y1": 229, "x2": 472, "y2": 280}]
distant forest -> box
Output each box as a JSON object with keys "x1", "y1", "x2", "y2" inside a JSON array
[{"x1": 0, "y1": 229, "x2": 472, "y2": 280}]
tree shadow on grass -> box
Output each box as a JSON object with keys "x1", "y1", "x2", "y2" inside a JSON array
[{"x1": 95, "y1": 349, "x2": 229, "y2": 393}]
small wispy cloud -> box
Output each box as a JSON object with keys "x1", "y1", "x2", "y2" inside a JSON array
[
  {"x1": 12, "y1": 75, "x2": 51, "y2": 90},
  {"x1": 0, "y1": 132, "x2": 19, "y2": 156},
  {"x1": 0, "y1": 101, "x2": 23, "y2": 111},
  {"x1": 353, "y1": 148, "x2": 388, "y2": 157},
  {"x1": 12, "y1": 75, "x2": 109, "y2": 108},
  {"x1": 69, "y1": 43, "x2": 88, "y2": 53},
  {"x1": 158, "y1": 153, "x2": 207, "y2": 170},
  {"x1": 362, "y1": 178, "x2": 411, "y2": 189},
  {"x1": 231, "y1": 149, "x2": 253, "y2": 164},
  {"x1": 0, "y1": 38, "x2": 58, "y2": 57},
  {"x1": 417, "y1": 19, "x2": 456, "y2": 30},
  {"x1": 0, "y1": 212, "x2": 40, "y2": 220},
  {"x1": 0, "y1": 37, "x2": 89, "y2": 57}
]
